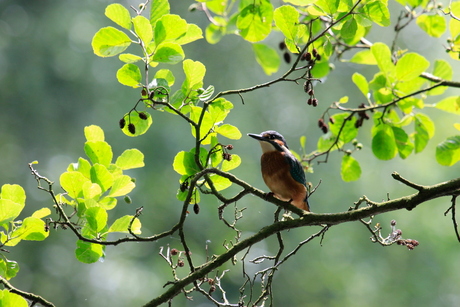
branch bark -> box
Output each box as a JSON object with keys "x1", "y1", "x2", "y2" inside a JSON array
[{"x1": 143, "y1": 172, "x2": 460, "y2": 306}]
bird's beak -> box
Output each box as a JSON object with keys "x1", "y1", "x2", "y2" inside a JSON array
[{"x1": 247, "y1": 133, "x2": 265, "y2": 141}]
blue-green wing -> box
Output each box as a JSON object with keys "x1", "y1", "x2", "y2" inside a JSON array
[{"x1": 284, "y1": 153, "x2": 306, "y2": 186}]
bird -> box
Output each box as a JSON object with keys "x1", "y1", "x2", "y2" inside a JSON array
[{"x1": 248, "y1": 130, "x2": 310, "y2": 212}]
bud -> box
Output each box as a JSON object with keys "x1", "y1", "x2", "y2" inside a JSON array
[
  {"x1": 315, "y1": 53, "x2": 322, "y2": 61},
  {"x1": 329, "y1": 117, "x2": 335, "y2": 124},
  {"x1": 307, "y1": 88, "x2": 314, "y2": 96},
  {"x1": 318, "y1": 118, "x2": 325, "y2": 128},
  {"x1": 170, "y1": 248, "x2": 179, "y2": 256},
  {"x1": 307, "y1": 98, "x2": 312, "y2": 105},
  {"x1": 305, "y1": 52, "x2": 312, "y2": 61},
  {"x1": 208, "y1": 278, "x2": 215, "y2": 285},
  {"x1": 226, "y1": 144, "x2": 234, "y2": 150},
  {"x1": 321, "y1": 124, "x2": 328, "y2": 134},
  {"x1": 209, "y1": 285, "x2": 216, "y2": 293},
  {"x1": 177, "y1": 260, "x2": 185, "y2": 267},
  {"x1": 223, "y1": 153, "x2": 232, "y2": 161},
  {"x1": 390, "y1": 220, "x2": 396, "y2": 226},
  {"x1": 312, "y1": 98, "x2": 318, "y2": 107}
]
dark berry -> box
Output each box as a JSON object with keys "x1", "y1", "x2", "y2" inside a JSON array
[
  {"x1": 128, "y1": 123, "x2": 136, "y2": 134},
  {"x1": 283, "y1": 52, "x2": 291, "y2": 64},
  {"x1": 138, "y1": 112, "x2": 148, "y2": 120},
  {"x1": 119, "y1": 118, "x2": 126, "y2": 129},
  {"x1": 193, "y1": 203, "x2": 200, "y2": 214}
]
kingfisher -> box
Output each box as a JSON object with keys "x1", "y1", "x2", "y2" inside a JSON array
[{"x1": 248, "y1": 130, "x2": 310, "y2": 212}]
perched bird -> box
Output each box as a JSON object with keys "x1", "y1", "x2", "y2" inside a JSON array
[{"x1": 248, "y1": 130, "x2": 310, "y2": 212}]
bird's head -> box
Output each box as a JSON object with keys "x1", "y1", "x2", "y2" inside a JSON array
[{"x1": 247, "y1": 130, "x2": 289, "y2": 153}]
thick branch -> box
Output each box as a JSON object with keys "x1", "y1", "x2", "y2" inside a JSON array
[{"x1": 143, "y1": 172, "x2": 460, "y2": 306}]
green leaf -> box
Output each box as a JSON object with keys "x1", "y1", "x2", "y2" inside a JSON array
[
  {"x1": 107, "y1": 175, "x2": 135, "y2": 197},
  {"x1": 133, "y1": 15, "x2": 153, "y2": 44},
  {"x1": 175, "y1": 24, "x2": 203, "y2": 45},
  {"x1": 154, "y1": 69, "x2": 175, "y2": 86},
  {"x1": 317, "y1": 134, "x2": 343, "y2": 152},
  {"x1": 341, "y1": 16, "x2": 358, "y2": 40},
  {"x1": 371, "y1": 42, "x2": 394, "y2": 76},
  {"x1": 0, "y1": 289, "x2": 28, "y2": 307},
  {"x1": 393, "y1": 127, "x2": 413, "y2": 159},
  {"x1": 116, "y1": 63, "x2": 142, "y2": 87},
  {"x1": 428, "y1": 60, "x2": 452, "y2": 95},
  {"x1": 206, "y1": 22, "x2": 226, "y2": 44},
  {"x1": 7, "y1": 217, "x2": 49, "y2": 246},
  {"x1": 329, "y1": 113, "x2": 358, "y2": 143},
  {"x1": 341, "y1": 155, "x2": 361, "y2": 182},
  {"x1": 150, "y1": 0, "x2": 170, "y2": 26},
  {"x1": 348, "y1": 49, "x2": 377, "y2": 65},
  {"x1": 119, "y1": 53, "x2": 143, "y2": 63},
  {"x1": 216, "y1": 124, "x2": 242, "y2": 139},
  {"x1": 352, "y1": 72, "x2": 369, "y2": 97},
  {"x1": 252, "y1": 43, "x2": 280, "y2": 75},
  {"x1": 121, "y1": 111, "x2": 153, "y2": 137},
  {"x1": 99, "y1": 197, "x2": 117, "y2": 210},
  {"x1": 152, "y1": 42, "x2": 184, "y2": 64},
  {"x1": 362, "y1": 0, "x2": 390, "y2": 27},
  {"x1": 82, "y1": 182, "x2": 102, "y2": 200},
  {"x1": 207, "y1": 174, "x2": 232, "y2": 191},
  {"x1": 372, "y1": 125, "x2": 397, "y2": 160},
  {"x1": 416, "y1": 15, "x2": 446, "y2": 38},
  {"x1": 92, "y1": 27, "x2": 131, "y2": 57},
  {"x1": 154, "y1": 14, "x2": 187, "y2": 45},
  {"x1": 60, "y1": 171, "x2": 90, "y2": 199},
  {"x1": 414, "y1": 113, "x2": 434, "y2": 153},
  {"x1": 84, "y1": 125, "x2": 105, "y2": 142},
  {"x1": 183, "y1": 59, "x2": 206, "y2": 91},
  {"x1": 31, "y1": 207, "x2": 51, "y2": 219},
  {"x1": 435, "y1": 96, "x2": 460, "y2": 114},
  {"x1": 274, "y1": 5, "x2": 299, "y2": 41},
  {"x1": 90, "y1": 164, "x2": 114, "y2": 193},
  {"x1": 173, "y1": 150, "x2": 201, "y2": 176},
  {"x1": 76, "y1": 240, "x2": 104, "y2": 264},
  {"x1": 0, "y1": 258, "x2": 19, "y2": 280},
  {"x1": 237, "y1": 1, "x2": 274, "y2": 42},
  {"x1": 395, "y1": 53, "x2": 430, "y2": 82},
  {"x1": 116, "y1": 149, "x2": 145, "y2": 170},
  {"x1": 436, "y1": 136, "x2": 460, "y2": 166},
  {"x1": 105, "y1": 3, "x2": 132, "y2": 29},
  {"x1": 84, "y1": 141, "x2": 113, "y2": 167},
  {"x1": 85, "y1": 207, "x2": 108, "y2": 233},
  {"x1": 221, "y1": 154, "x2": 241, "y2": 172},
  {"x1": 108, "y1": 215, "x2": 141, "y2": 234},
  {"x1": 314, "y1": 0, "x2": 340, "y2": 14}
]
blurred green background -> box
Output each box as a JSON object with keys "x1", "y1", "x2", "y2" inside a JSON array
[{"x1": 1, "y1": 0, "x2": 459, "y2": 306}]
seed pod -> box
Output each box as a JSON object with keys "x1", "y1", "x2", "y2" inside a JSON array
[
  {"x1": 138, "y1": 112, "x2": 148, "y2": 120},
  {"x1": 312, "y1": 48, "x2": 318, "y2": 57},
  {"x1": 318, "y1": 118, "x2": 325, "y2": 128},
  {"x1": 193, "y1": 203, "x2": 200, "y2": 214},
  {"x1": 305, "y1": 52, "x2": 312, "y2": 61},
  {"x1": 315, "y1": 53, "x2": 322, "y2": 61},
  {"x1": 312, "y1": 98, "x2": 318, "y2": 107},
  {"x1": 128, "y1": 123, "x2": 136, "y2": 134},
  {"x1": 329, "y1": 117, "x2": 335, "y2": 124},
  {"x1": 307, "y1": 88, "x2": 314, "y2": 96},
  {"x1": 307, "y1": 98, "x2": 313, "y2": 105},
  {"x1": 279, "y1": 41, "x2": 286, "y2": 50},
  {"x1": 119, "y1": 118, "x2": 126, "y2": 129},
  {"x1": 283, "y1": 52, "x2": 291, "y2": 64},
  {"x1": 321, "y1": 124, "x2": 328, "y2": 134}
]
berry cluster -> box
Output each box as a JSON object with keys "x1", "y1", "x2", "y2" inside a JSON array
[
  {"x1": 170, "y1": 248, "x2": 192, "y2": 268},
  {"x1": 222, "y1": 144, "x2": 233, "y2": 161},
  {"x1": 396, "y1": 238, "x2": 420, "y2": 250},
  {"x1": 119, "y1": 111, "x2": 149, "y2": 134}
]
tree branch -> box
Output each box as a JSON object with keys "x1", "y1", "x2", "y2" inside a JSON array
[{"x1": 143, "y1": 172, "x2": 460, "y2": 306}]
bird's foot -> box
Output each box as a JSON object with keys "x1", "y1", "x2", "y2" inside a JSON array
[{"x1": 263, "y1": 192, "x2": 275, "y2": 200}]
